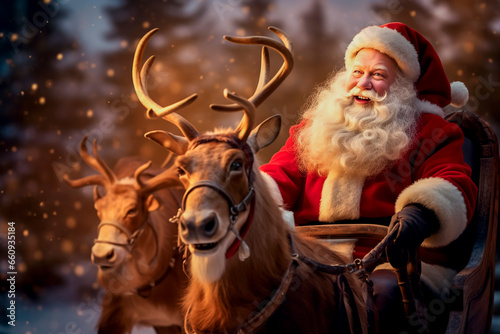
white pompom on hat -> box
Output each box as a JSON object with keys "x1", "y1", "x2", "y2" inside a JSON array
[
  {"x1": 345, "y1": 22, "x2": 469, "y2": 113},
  {"x1": 450, "y1": 81, "x2": 469, "y2": 108}
]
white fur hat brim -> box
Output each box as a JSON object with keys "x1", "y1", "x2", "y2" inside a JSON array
[{"x1": 345, "y1": 25, "x2": 420, "y2": 83}]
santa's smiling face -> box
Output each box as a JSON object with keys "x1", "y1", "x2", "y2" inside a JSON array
[
  {"x1": 346, "y1": 48, "x2": 398, "y2": 103},
  {"x1": 296, "y1": 63, "x2": 419, "y2": 178}
]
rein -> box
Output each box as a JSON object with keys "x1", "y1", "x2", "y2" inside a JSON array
[
  {"x1": 183, "y1": 234, "x2": 300, "y2": 334},
  {"x1": 291, "y1": 223, "x2": 403, "y2": 334},
  {"x1": 136, "y1": 247, "x2": 180, "y2": 297},
  {"x1": 184, "y1": 227, "x2": 389, "y2": 334}
]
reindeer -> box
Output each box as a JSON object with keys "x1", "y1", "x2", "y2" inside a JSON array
[
  {"x1": 64, "y1": 136, "x2": 187, "y2": 334},
  {"x1": 133, "y1": 27, "x2": 367, "y2": 334}
]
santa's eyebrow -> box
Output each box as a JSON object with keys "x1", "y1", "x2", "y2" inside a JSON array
[
  {"x1": 350, "y1": 63, "x2": 389, "y2": 72},
  {"x1": 372, "y1": 65, "x2": 389, "y2": 72}
]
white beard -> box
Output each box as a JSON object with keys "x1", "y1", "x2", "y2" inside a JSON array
[
  {"x1": 297, "y1": 70, "x2": 419, "y2": 178},
  {"x1": 296, "y1": 70, "x2": 420, "y2": 221}
]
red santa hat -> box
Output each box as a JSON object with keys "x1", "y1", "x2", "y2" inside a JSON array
[{"x1": 345, "y1": 22, "x2": 468, "y2": 114}]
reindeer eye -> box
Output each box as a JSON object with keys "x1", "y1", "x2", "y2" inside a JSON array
[
  {"x1": 230, "y1": 159, "x2": 243, "y2": 171},
  {"x1": 177, "y1": 167, "x2": 186, "y2": 176},
  {"x1": 126, "y1": 208, "x2": 138, "y2": 217}
]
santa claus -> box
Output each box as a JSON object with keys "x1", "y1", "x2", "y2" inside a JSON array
[{"x1": 260, "y1": 22, "x2": 478, "y2": 332}]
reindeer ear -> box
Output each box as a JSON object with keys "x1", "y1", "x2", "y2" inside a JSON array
[
  {"x1": 248, "y1": 115, "x2": 281, "y2": 153},
  {"x1": 145, "y1": 194, "x2": 160, "y2": 212},
  {"x1": 145, "y1": 130, "x2": 188, "y2": 156},
  {"x1": 93, "y1": 185, "x2": 103, "y2": 201}
]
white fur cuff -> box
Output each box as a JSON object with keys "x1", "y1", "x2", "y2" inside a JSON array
[
  {"x1": 395, "y1": 177, "x2": 467, "y2": 248},
  {"x1": 260, "y1": 171, "x2": 295, "y2": 229},
  {"x1": 260, "y1": 171, "x2": 284, "y2": 206},
  {"x1": 374, "y1": 262, "x2": 457, "y2": 294}
]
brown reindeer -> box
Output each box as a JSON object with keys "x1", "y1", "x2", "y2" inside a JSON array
[
  {"x1": 64, "y1": 136, "x2": 187, "y2": 334},
  {"x1": 133, "y1": 27, "x2": 367, "y2": 334}
]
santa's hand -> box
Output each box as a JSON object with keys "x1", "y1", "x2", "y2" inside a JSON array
[{"x1": 386, "y1": 204, "x2": 439, "y2": 268}]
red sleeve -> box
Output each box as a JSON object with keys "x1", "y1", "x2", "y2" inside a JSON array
[
  {"x1": 259, "y1": 122, "x2": 305, "y2": 210},
  {"x1": 395, "y1": 113, "x2": 478, "y2": 248}
]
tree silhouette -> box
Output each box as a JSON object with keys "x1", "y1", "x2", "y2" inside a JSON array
[
  {"x1": 100, "y1": 0, "x2": 218, "y2": 166},
  {"x1": 0, "y1": 0, "x2": 99, "y2": 301}
]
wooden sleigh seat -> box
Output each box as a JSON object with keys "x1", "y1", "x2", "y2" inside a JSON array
[{"x1": 297, "y1": 110, "x2": 499, "y2": 333}]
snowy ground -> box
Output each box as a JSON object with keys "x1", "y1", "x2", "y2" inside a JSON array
[
  {"x1": 1, "y1": 261, "x2": 156, "y2": 334},
  {"x1": 4, "y1": 259, "x2": 500, "y2": 333},
  {"x1": 2, "y1": 301, "x2": 156, "y2": 334}
]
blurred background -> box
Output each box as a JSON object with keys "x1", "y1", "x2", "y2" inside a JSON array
[{"x1": 1, "y1": 0, "x2": 499, "y2": 333}]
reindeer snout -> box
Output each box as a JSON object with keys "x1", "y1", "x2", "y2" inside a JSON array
[
  {"x1": 180, "y1": 212, "x2": 219, "y2": 240},
  {"x1": 91, "y1": 244, "x2": 118, "y2": 267}
]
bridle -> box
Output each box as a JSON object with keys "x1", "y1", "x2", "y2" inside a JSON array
[
  {"x1": 94, "y1": 208, "x2": 178, "y2": 297},
  {"x1": 95, "y1": 218, "x2": 157, "y2": 257},
  {"x1": 170, "y1": 134, "x2": 256, "y2": 259}
]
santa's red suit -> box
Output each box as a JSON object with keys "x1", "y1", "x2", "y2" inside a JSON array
[
  {"x1": 261, "y1": 112, "x2": 477, "y2": 292},
  {"x1": 260, "y1": 22, "x2": 479, "y2": 294}
]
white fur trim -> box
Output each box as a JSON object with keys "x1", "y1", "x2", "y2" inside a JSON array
[
  {"x1": 281, "y1": 209, "x2": 295, "y2": 230},
  {"x1": 420, "y1": 262, "x2": 457, "y2": 294},
  {"x1": 395, "y1": 177, "x2": 467, "y2": 248},
  {"x1": 450, "y1": 81, "x2": 469, "y2": 108},
  {"x1": 260, "y1": 171, "x2": 295, "y2": 229},
  {"x1": 260, "y1": 171, "x2": 284, "y2": 206},
  {"x1": 373, "y1": 262, "x2": 457, "y2": 294},
  {"x1": 319, "y1": 172, "x2": 365, "y2": 221},
  {"x1": 345, "y1": 26, "x2": 420, "y2": 82},
  {"x1": 414, "y1": 98, "x2": 444, "y2": 118}
]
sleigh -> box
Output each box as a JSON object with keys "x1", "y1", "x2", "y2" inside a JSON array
[{"x1": 297, "y1": 109, "x2": 499, "y2": 333}]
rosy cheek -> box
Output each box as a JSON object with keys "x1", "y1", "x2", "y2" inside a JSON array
[
  {"x1": 346, "y1": 80, "x2": 356, "y2": 91},
  {"x1": 373, "y1": 83, "x2": 386, "y2": 96}
]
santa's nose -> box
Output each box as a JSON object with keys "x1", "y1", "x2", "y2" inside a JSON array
[{"x1": 357, "y1": 75, "x2": 372, "y2": 90}]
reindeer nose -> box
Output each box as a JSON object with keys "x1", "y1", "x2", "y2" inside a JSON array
[
  {"x1": 202, "y1": 215, "x2": 218, "y2": 237},
  {"x1": 91, "y1": 246, "x2": 117, "y2": 267},
  {"x1": 180, "y1": 213, "x2": 219, "y2": 239}
]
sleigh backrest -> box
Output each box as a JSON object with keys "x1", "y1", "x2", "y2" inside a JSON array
[{"x1": 443, "y1": 109, "x2": 499, "y2": 334}]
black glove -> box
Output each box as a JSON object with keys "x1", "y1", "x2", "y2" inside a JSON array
[{"x1": 386, "y1": 203, "x2": 439, "y2": 268}]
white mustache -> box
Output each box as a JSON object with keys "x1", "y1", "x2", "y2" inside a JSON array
[{"x1": 346, "y1": 87, "x2": 387, "y2": 102}]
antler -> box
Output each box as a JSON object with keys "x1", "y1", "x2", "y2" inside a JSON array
[
  {"x1": 221, "y1": 89, "x2": 256, "y2": 141},
  {"x1": 133, "y1": 28, "x2": 200, "y2": 140},
  {"x1": 63, "y1": 136, "x2": 116, "y2": 188},
  {"x1": 210, "y1": 26, "x2": 294, "y2": 112},
  {"x1": 134, "y1": 161, "x2": 180, "y2": 195}
]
